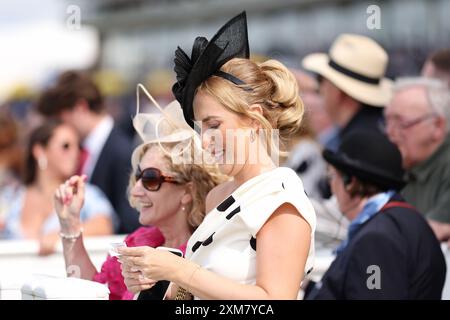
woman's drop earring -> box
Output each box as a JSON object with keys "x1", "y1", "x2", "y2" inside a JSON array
[
  {"x1": 250, "y1": 129, "x2": 256, "y2": 143},
  {"x1": 38, "y1": 156, "x2": 47, "y2": 170}
]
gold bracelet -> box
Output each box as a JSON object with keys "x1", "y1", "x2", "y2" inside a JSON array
[
  {"x1": 174, "y1": 286, "x2": 190, "y2": 300},
  {"x1": 174, "y1": 264, "x2": 201, "y2": 300}
]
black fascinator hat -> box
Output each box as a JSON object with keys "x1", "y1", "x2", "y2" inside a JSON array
[
  {"x1": 172, "y1": 11, "x2": 250, "y2": 128},
  {"x1": 323, "y1": 130, "x2": 406, "y2": 191}
]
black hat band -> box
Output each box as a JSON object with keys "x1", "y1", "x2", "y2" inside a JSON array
[{"x1": 328, "y1": 59, "x2": 380, "y2": 85}]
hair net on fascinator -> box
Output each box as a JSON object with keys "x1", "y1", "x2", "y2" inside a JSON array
[{"x1": 131, "y1": 84, "x2": 205, "y2": 167}]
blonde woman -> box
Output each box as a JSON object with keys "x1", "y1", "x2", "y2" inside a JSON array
[
  {"x1": 119, "y1": 12, "x2": 316, "y2": 300},
  {"x1": 54, "y1": 94, "x2": 224, "y2": 299}
]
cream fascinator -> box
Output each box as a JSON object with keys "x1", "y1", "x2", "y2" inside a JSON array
[{"x1": 131, "y1": 84, "x2": 204, "y2": 167}]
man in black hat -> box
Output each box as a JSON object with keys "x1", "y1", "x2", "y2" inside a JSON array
[
  {"x1": 305, "y1": 130, "x2": 446, "y2": 300},
  {"x1": 301, "y1": 34, "x2": 393, "y2": 248}
]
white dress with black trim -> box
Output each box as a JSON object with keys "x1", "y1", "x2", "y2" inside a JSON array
[{"x1": 185, "y1": 167, "x2": 316, "y2": 298}]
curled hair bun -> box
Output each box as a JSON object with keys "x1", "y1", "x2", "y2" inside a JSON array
[
  {"x1": 260, "y1": 60, "x2": 300, "y2": 109},
  {"x1": 199, "y1": 57, "x2": 305, "y2": 150},
  {"x1": 260, "y1": 60, "x2": 304, "y2": 141}
]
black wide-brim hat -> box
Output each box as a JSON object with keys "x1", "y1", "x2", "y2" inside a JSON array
[
  {"x1": 172, "y1": 12, "x2": 250, "y2": 128},
  {"x1": 323, "y1": 130, "x2": 406, "y2": 191}
]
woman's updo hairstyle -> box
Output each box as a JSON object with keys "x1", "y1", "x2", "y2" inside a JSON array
[{"x1": 197, "y1": 58, "x2": 304, "y2": 155}]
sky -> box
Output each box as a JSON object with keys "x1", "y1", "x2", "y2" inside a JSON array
[{"x1": 0, "y1": 0, "x2": 98, "y2": 102}]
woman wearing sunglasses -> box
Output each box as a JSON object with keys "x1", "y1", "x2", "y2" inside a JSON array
[
  {"x1": 118, "y1": 12, "x2": 316, "y2": 300},
  {"x1": 0, "y1": 120, "x2": 114, "y2": 255},
  {"x1": 53, "y1": 95, "x2": 225, "y2": 300}
]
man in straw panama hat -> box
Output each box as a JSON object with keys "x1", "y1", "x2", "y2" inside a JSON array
[{"x1": 302, "y1": 34, "x2": 392, "y2": 151}]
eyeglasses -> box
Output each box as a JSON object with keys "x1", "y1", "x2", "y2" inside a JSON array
[
  {"x1": 134, "y1": 167, "x2": 179, "y2": 191},
  {"x1": 383, "y1": 113, "x2": 438, "y2": 132}
]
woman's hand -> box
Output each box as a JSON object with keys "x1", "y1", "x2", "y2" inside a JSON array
[
  {"x1": 117, "y1": 246, "x2": 184, "y2": 283},
  {"x1": 54, "y1": 175, "x2": 87, "y2": 233},
  {"x1": 120, "y1": 261, "x2": 158, "y2": 294}
]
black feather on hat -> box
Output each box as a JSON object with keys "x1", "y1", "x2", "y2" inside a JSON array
[{"x1": 172, "y1": 11, "x2": 250, "y2": 128}]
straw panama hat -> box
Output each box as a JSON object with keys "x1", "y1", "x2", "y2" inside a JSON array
[{"x1": 302, "y1": 34, "x2": 393, "y2": 107}]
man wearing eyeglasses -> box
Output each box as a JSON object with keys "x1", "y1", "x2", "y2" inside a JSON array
[{"x1": 385, "y1": 77, "x2": 450, "y2": 243}]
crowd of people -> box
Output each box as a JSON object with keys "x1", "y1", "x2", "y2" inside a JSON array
[{"x1": 0, "y1": 11, "x2": 449, "y2": 299}]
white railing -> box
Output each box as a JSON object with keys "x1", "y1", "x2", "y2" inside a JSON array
[
  {"x1": 0, "y1": 235, "x2": 126, "y2": 299},
  {"x1": 1, "y1": 237, "x2": 449, "y2": 299}
]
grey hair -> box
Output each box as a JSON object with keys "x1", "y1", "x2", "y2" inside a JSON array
[{"x1": 393, "y1": 77, "x2": 450, "y2": 123}]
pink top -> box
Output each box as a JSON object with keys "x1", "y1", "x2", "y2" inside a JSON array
[{"x1": 92, "y1": 226, "x2": 187, "y2": 300}]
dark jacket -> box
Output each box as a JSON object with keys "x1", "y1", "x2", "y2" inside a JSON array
[
  {"x1": 340, "y1": 105, "x2": 383, "y2": 142},
  {"x1": 325, "y1": 106, "x2": 383, "y2": 153},
  {"x1": 305, "y1": 194, "x2": 446, "y2": 300},
  {"x1": 91, "y1": 126, "x2": 140, "y2": 234}
]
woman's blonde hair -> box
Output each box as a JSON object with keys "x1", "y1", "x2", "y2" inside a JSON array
[
  {"x1": 128, "y1": 142, "x2": 226, "y2": 231},
  {"x1": 197, "y1": 58, "x2": 305, "y2": 155}
]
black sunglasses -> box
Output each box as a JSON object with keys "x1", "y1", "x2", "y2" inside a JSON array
[{"x1": 135, "y1": 167, "x2": 179, "y2": 191}]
